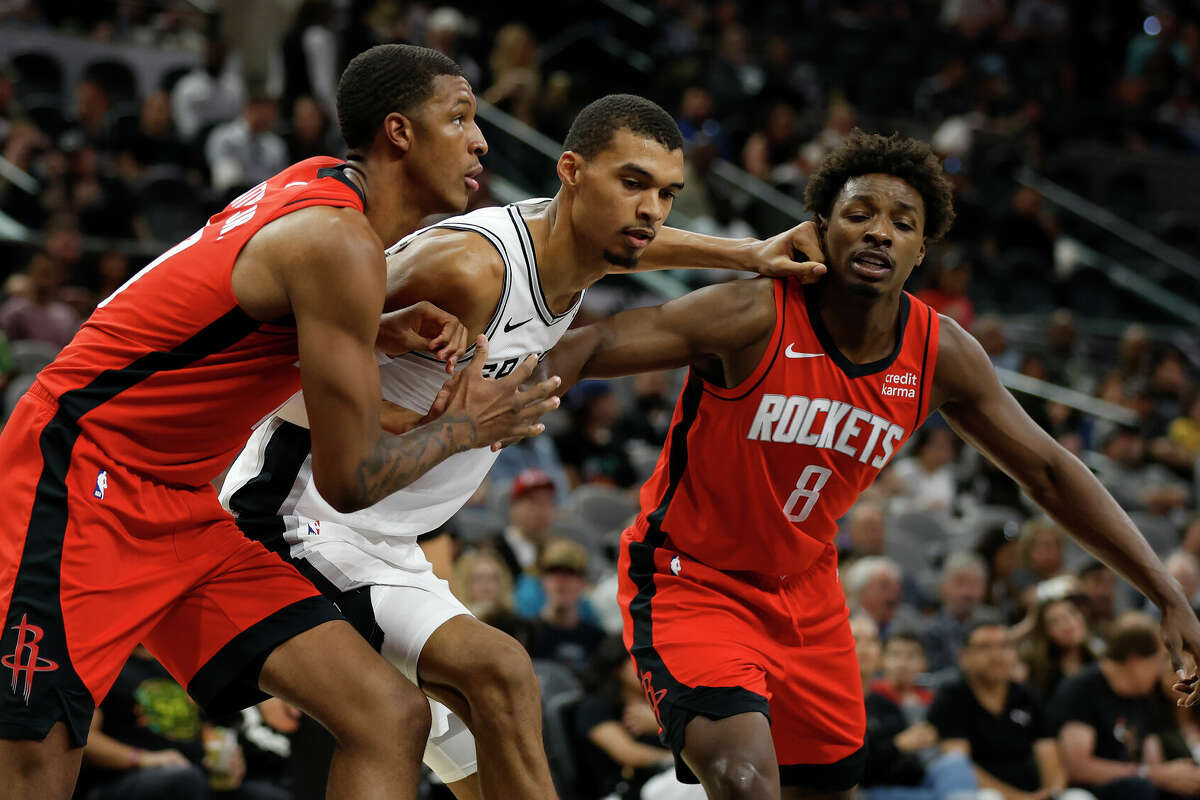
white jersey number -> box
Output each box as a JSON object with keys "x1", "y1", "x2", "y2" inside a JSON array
[{"x1": 782, "y1": 464, "x2": 832, "y2": 522}]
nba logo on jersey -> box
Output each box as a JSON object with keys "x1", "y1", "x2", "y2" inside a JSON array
[
  {"x1": 670, "y1": 556, "x2": 682, "y2": 575},
  {"x1": 93, "y1": 470, "x2": 108, "y2": 500}
]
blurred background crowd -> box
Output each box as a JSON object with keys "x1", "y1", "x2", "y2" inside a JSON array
[{"x1": 2, "y1": 0, "x2": 1200, "y2": 799}]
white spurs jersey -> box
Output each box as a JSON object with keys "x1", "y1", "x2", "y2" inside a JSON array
[{"x1": 220, "y1": 200, "x2": 582, "y2": 587}]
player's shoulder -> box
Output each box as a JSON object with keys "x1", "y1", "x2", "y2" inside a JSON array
[
  {"x1": 390, "y1": 226, "x2": 505, "y2": 285},
  {"x1": 260, "y1": 202, "x2": 378, "y2": 251}
]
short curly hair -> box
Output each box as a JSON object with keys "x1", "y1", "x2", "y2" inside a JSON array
[
  {"x1": 563, "y1": 94, "x2": 683, "y2": 158},
  {"x1": 804, "y1": 129, "x2": 955, "y2": 242},
  {"x1": 336, "y1": 44, "x2": 465, "y2": 151}
]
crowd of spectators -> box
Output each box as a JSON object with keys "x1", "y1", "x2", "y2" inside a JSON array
[{"x1": 2, "y1": 2, "x2": 1200, "y2": 799}]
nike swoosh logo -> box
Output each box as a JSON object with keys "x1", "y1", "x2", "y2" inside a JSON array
[
  {"x1": 504, "y1": 317, "x2": 533, "y2": 333},
  {"x1": 785, "y1": 344, "x2": 825, "y2": 359}
]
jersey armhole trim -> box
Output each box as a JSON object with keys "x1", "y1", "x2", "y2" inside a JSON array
[
  {"x1": 914, "y1": 303, "x2": 938, "y2": 430},
  {"x1": 508, "y1": 205, "x2": 580, "y2": 325},
  {"x1": 400, "y1": 222, "x2": 511, "y2": 364},
  {"x1": 700, "y1": 277, "x2": 786, "y2": 402}
]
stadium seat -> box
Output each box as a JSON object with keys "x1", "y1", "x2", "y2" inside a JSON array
[
  {"x1": 566, "y1": 484, "x2": 638, "y2": 537},
  {"x1": 23, "y1": 99, "x2": 68, "y2": 140},
  {"x1": 9, "y1": 339, "x2": 60, "y2": 375},
  {"x1": 137, "y1": 171, "x2": 207, "y2": 243},
  {"x1": 531, "y1": 659, "x2": 584, "y2": 797},
  {"x1": 84, "y1": 59, "x2": 139, "y2": 105},
  {"x1": 12, "y1": 51, "x2": 64, "y2": 105},
  {"x1": 1127, "y1": 511, "x2": 1179, "y2": 559},
  {"x1": 3, "y1": 373, "x2": 36, "y2": 420}
]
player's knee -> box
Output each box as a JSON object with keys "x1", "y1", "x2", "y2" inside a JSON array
[
  {"x1": 702, "y1": 757, "x2": 775, "y2": 800},
  {"x1": 336, "y1": 670, "x2": 431, "y2": 748},
  {"x1": 467, "y1": 635, "x2": 538, "y2": 710}
]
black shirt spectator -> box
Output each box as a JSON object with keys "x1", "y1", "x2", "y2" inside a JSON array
[
  {"x1": 929, "y1": 677, "x2": 1049, "y2": 792},
  {"x1": 1049, "y1": 661, "x2": 1156, "y2": 765}
]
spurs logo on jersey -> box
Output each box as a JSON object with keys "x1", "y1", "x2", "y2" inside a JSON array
[
  {"x1": 221, "y1": 199, "x2": 582, "y2": 591},
  {"x1": 626, "y1": 281, "x2": 939, "y2": 576}
]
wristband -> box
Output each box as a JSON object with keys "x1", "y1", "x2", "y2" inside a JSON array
[
  {"x1": 1138, "y1": 764, "x2": 1150, "y2": 780},
  {"x1": 127, "y1": 747, "x2": 143, "y2": 769}
]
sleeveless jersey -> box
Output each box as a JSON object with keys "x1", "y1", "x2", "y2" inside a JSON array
[
  {"x1": 628, "y1": 279, "x2": 940, "y2": 575},
  {"x1": 220, "y1": 200, "x2": 583, "y2": 586},
  {"x1": 32, "y1": 157, "x2": 365, "y2": 487}
]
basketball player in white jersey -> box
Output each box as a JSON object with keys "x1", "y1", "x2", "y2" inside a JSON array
[{"x1": 220, "y1": 94, "x2": 825, "y2": 799}]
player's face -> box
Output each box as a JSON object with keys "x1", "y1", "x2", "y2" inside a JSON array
[
  {"x1": 821, "y1": 174, "x2": 926, "y2": 299},
  {"x1": 409, "y1": 75, "x2": 487, "y2": 214},
  {"x1": 571, "y1": 128, "x2": 685, "y2": 269}
]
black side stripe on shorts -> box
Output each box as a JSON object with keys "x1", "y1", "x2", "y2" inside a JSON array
[
  {"x1": 0, "y1": 307, "x2": 262, "y2": 743},
  {"x1": 226, "y1": 419, "x2": 313, "y2": 519},
  {"x1": 626, "y1": 372, "x2": 706, "y2": 697}
]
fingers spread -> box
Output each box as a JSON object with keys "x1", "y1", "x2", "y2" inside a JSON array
[
  {"x1": 505, "y1": 353, "x2": 540, "y2": 385},
  {"x1": 516, "y1": 376, "x2": 562, "y2": 406}
]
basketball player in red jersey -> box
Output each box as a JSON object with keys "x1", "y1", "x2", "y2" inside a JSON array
[
  {"x1": 0, "y1": 45, "x2": 561, "y2": 800},
  {"x1": 542, "y1": 130, "x2": 1200, "y2": 799}
]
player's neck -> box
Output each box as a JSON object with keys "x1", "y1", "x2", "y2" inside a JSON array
[
  {"x1": 813, "y1": 282, "x2": 903, "y2": 365},
  {"x1": 350, "y1": 155, "x2": 432, "y2": 247},
  {"x1": 535, "y1": 195, "x2": 609, "y2": 313}
]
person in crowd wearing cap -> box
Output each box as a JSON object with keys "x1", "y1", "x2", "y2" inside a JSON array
[
  {"x1": 1049, "y1": 612, "x2": 1200, "y2": 800},
  {"x1": 488, "y1": 468, "x2": 559, "y2": 584},
  {"x1": 930, "y1": 613, "x2": 1068, "y2": 800},
  {"x1": 529, "y1": 539, "x2": 606, "y2": 676}
]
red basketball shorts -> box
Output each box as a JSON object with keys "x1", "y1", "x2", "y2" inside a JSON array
[
  {"x1": 0, "y1": 384, "x2": 340, "y2": 745},
  {"x1": 618, "y1": 527, "x2": 866, "y2": 789}
]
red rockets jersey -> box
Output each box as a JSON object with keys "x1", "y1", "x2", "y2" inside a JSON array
[
  {"x1": 33, "y1": 157, "x2": 365, "y2": 487},
  {"x1": 628, "y1": 278, "x2": 940, "y2": 575}
]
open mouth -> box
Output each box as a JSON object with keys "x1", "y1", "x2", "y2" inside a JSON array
[
  {"x1": 464, "y1": 166, "x2": 482, "y2": 192},
  {"x1": 623, "y1": 228, "x2": 654, "y2": 249},
  {"x1": 850, "y1": 250, "x2": 893, "y2": 280}
]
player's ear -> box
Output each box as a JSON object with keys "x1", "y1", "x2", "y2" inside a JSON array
[
  {"x1": 382, "y1": 111, "x2": 415, "y2": 155},
  {"x1": 557, "y1": 151, "x2": 582, "y2": 188},
  {"x1": 916, "y1": 240, "x2": 927, "y2": 266}
]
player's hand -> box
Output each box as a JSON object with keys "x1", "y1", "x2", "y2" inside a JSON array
[
  {"x1": 445, "y1": 335, "x2": 560, "y2": 450},
  {"x1": 1161, "y1": 592, "x2": 1200, "y2": 706},
  {"x1": 380, "y1": 385, "x2": 452, "y2": 436},
  {"x1": 377, "y1": 301, "x2": 470, "y2": 371},
  {"x1": 746, "y1": 220, "x2": 827, "y2": 282}
]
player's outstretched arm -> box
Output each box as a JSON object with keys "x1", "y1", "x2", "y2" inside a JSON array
[
  {"x1": 629, "y1": 220, "x2": 827, "y2": 282},
  {"x1": 932, "y1": 317, "x2": 1200, "y2": 703},
  {"x1": 283, "y1": 216, "x2": 559, "y2": 513},
  {"x1": 545, "y1": 277, "x2": 776, "y2": 392}
]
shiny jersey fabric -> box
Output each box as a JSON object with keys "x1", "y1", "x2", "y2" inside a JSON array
[{"x1": 627, "y1": 278, "x2": 940, "y2": 575}]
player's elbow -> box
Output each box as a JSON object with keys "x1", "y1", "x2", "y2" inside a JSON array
[
  {"x1": 312, "y1": 467, "x2": 371, "y2": 514},
  {"x1": 1022, "y1": 450, "x2": 1072, "y2": 508}
]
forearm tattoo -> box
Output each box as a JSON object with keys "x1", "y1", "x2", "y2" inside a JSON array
[{"x1": 355, "y1": 413, "x2": 478, "y2": 505}]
